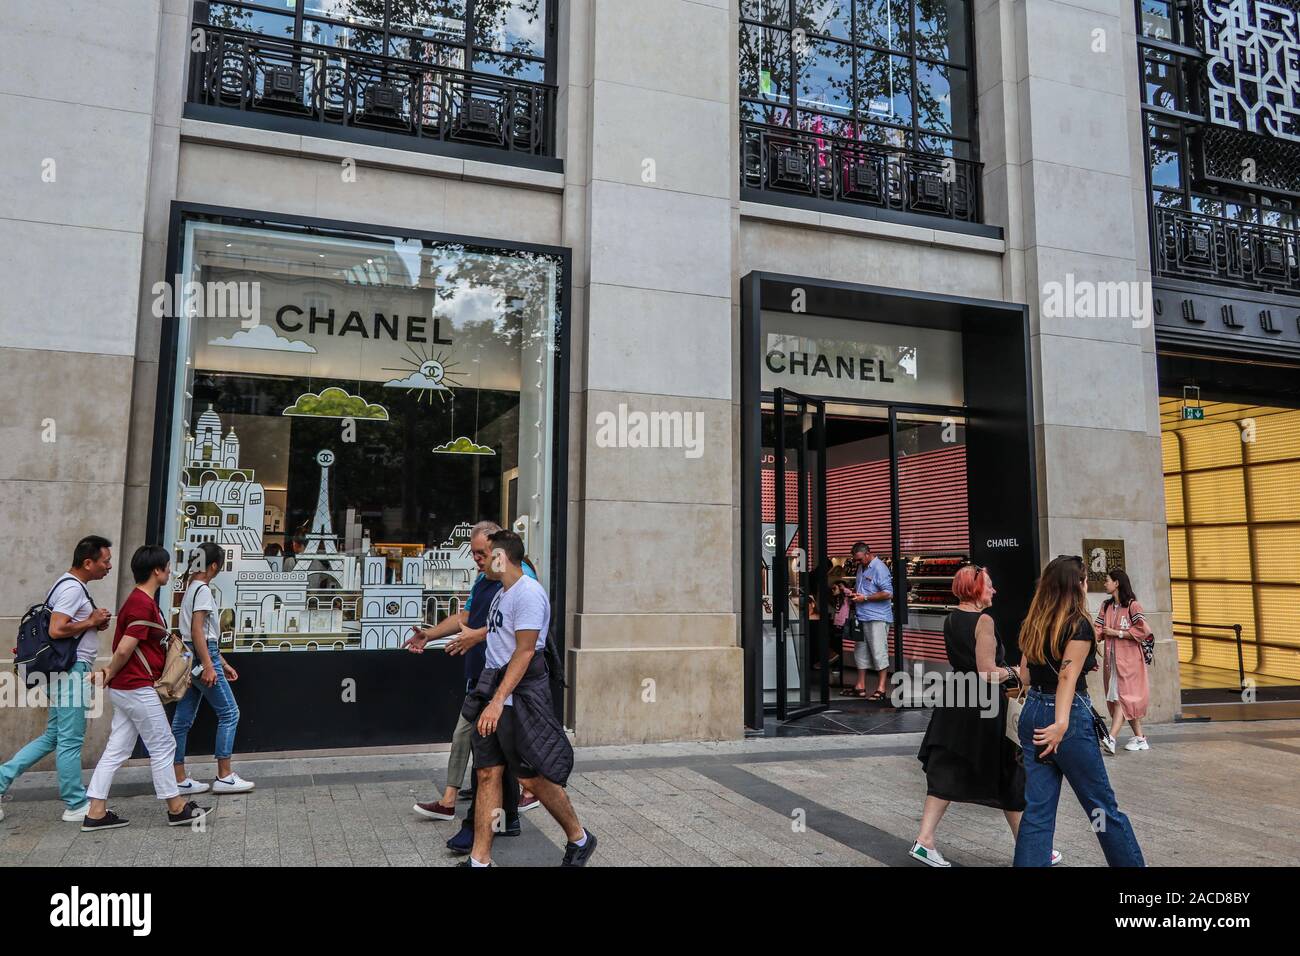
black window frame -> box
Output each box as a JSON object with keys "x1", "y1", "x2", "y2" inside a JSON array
[
  {"x1": 739, "y1": 0, "x2": 979, "y2": 161},
  {"x1": 187, "y1": 0, "x2": 561, "y2": 169},
  {"x1": 200, "y1": 0, "x2": 555, "y2": 84}
]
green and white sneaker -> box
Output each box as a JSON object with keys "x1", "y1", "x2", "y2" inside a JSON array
[{"x1": 909, "y1": 842, "x2": 951, "y2": 867}]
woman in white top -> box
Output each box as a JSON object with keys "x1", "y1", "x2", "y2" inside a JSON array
[{"x1": 170, "y1": 542, "x2": 254, "y2": 795}]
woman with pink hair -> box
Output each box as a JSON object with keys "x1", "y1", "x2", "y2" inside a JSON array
[{"x1": 910, "y1": 565, "x2": 1061, "y2": 867}]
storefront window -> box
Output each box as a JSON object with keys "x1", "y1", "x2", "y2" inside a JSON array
[{"x1": 161, "y1": 216, "x2": 562, "y2": 653}]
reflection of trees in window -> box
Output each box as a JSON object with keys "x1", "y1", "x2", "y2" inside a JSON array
[
  {"x1": 205, "y1": 1, "x2": 548, "y2": 79},
  {"x1": 740, "y1": 0, "x2": 972, "y2": 155}
]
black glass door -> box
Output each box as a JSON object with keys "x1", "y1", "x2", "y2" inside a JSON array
[{"x1": 771, "y1": 387, "x2": 830, "y2": 720}]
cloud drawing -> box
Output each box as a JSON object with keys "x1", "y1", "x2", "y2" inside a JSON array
[
  {"x1": 282, "y1": 387, "x2": 389, "y2": 421},
  {"x1": 432, "y1": 436, "x2": 494, "y2": 455},
  {"x1": 383, "y1": 372, "x2": 449, "y2": 390},
  {"x1": 209, "y1": 325, "x2": 317, "y2": 353}
]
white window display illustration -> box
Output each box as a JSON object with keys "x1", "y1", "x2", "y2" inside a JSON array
[{"x1": 163, "y1": 219, "x2": 561, "y2": 652}]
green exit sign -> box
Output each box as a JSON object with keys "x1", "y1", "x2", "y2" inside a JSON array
[{"x1": 1182, "y1": 406, "x2": 1204, "y2": 421}]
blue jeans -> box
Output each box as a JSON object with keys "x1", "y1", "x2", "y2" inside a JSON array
[
  {"x1": 171, "y1": 642, "x2": 240, "y2": 763},
  {"x1": 0, "y1": 661, "x2": 91, "y2": 809},
  {"x1": 1014, "y1": 688, "x2": 1145, "y2": 867}
]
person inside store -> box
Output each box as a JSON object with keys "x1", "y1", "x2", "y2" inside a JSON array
[
  {"x1": 911, "y1": 565, "x2": 1062, "y2": 867},
  {"x1": 82, "y1": 546, "x2": 212, "y2": 832},
  {"x1": 461, "y1": 529, "x2": 596, "y2": 867},
  {"x1": 281, "y1": 527, "x2": 308, "y2": 572},
  {"x1": 0, "y1": 535, "x2": 113, "y2": 825},
  {"x1": 171, "y1": 541, "x2": 256, "y2": 796},
  {"x1": 1013, "y1": 555, "x2": 1145, "y2": 867},
  {"x1": 263, "y1": 541, "x2": 283, "y2": 571},
  {"x1": 1094, "y1": 568, "x2": 1152, "y2": 753},
  {"x1": 814, "y1": 576, "x2": 850, "y2": 674},
  {"x1": 402, "y1": 521, "x2": 539, "y2": 848},
  {"x1": 845, "y1": 542, "x2": 893, "y2": 701}
]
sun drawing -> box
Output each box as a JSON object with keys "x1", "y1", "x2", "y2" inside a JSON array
[{"x1": 381, "y1": 343, "x2": 467, "y2": 404}]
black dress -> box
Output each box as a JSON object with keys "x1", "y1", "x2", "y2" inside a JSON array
[{"x1": 916, "y1": 609, "x2": 1026, "y2": 811}]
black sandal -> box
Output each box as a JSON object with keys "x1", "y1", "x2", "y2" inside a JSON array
[{"x1": 866, "y1": 691, "x2": 888, "y2": 702}]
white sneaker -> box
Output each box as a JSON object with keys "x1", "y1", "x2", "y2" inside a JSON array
[
  {"x1": 1050, "y1": 849, "x2": 1064, "y2": 866},
  {"x1": 211, "y1": 773, "x2": 255, "y2": 794},
  {"x1": 62, "y1": 803, "x2": 90, "y2": 823},
  {"x1": 1101, "y1": 733, "x2": 1117, "y2": 756},
  {"x1": 176, "y1": 778, "x2": 211, "y2": 795},
  {"x1": 1124, "y1": 736, "x2": 1150, "y2": 751},
  {"x1": 0, "y1": 805, "x2": 5, "y2": 822},
  {"x1": 908, "y1": 841, "x2": 951, "y2": 867}
]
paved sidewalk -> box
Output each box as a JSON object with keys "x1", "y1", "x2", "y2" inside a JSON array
[{"x1": 2, "y1": 719, "x2": 1297, "y2": 867}]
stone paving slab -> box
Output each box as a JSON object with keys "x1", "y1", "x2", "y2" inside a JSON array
[{"x1": 1, "y1": 720, "x2": 1297, "y2": 866}]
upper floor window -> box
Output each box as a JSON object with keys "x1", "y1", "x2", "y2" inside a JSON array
[
  {"x1": 204, "y1": 1, "x2": 548, "y2": 79},
  {"x1": 1138, "y1": 0, "x2": 1300, "y2": 295},
  {"x1": 740, "y1": 0, "x2": 974, "y2": 158},
  {"x1": 189, "y1": 1, "x2": 556, "y2": 162}
]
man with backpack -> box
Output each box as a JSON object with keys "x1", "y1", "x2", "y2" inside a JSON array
[{"x1": 0, "y1": 535, "x2": 113, "y2": 824}]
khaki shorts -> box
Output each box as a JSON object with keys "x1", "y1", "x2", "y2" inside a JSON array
[{"x1": 853, "y1": 620, "x2": 890, "y2": 671}]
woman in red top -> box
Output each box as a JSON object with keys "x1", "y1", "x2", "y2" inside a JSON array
[{"x1": 82, "y1": 546, "x2": 211, "y2": 831}]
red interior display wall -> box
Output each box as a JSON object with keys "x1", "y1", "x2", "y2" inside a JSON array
[
  {"x1": 762, "y1": 444, "x2": 969, "y2": 556},
  {"x1": 763, "y1": 444, "x2": 969, "y2": 667}
]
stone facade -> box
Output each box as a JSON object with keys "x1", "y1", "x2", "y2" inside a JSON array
[{"x1": 1, "y1": 0, "x2": 1182, "y2": 764}]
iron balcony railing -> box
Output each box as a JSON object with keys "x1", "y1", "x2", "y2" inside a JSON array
[
  {"x1": 1154, "y1": 206, "x2": 1300, "y2": 297},
  {"x1": 741, "y1": 121, "x2": 982, "y2": 224},
  {"x1": 1173, "y1": 618, "x2": 1300, "y2": 690},
  {"x1": 187, "y1": 25, "x2": 555, "y2": 158}
]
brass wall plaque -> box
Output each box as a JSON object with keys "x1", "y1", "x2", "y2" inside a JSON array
[{"x1": 1083, "y1": 539, "x2": 1126, "y2": 593}]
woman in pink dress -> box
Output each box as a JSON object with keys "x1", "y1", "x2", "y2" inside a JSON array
[{"x1": 1093, "y1": 569, "x2": 1152, "y2": 752}]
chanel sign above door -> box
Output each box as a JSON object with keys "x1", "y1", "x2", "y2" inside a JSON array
[{"x1": 760, "y1": 311, "x2": 965, "y2": 406}]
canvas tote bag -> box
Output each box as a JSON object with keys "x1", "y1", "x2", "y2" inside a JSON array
[{"x1": 128, "y1": 618, "x2": 193, "y2": 705}]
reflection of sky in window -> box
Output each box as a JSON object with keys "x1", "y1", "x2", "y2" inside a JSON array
[
  {"x1": 1150, "y1": 145, "x2": 1180, "y2": 188},
  {"x1": 478, "y1": 0, "x2": 545, "y2": 53},
  {"x1": 916, "y1": 61, "x2": 959, "y2": 135},
  {"x1": 855, "y1": 0, "x2": 909, "y2": 51},
  {"x1": 799, "y1": 40, "x2": 853, "y2": 114},
  {"x1": 859, "y1": 53, "x2": 911, "y2": 124},
  {"x1": 799, "y1": 0, "x2": 851, "y2": 38},
  {"x1": 304, "y1": 1, "x2": 383, "y2": 28}
]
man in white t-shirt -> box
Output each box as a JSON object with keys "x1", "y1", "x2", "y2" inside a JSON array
[
  {"x1": 0, "y1": 535, "x2": 113, "y2": 823},
  {"x1": 463, "y1": 529, "x2": 595, "y2": 867}
]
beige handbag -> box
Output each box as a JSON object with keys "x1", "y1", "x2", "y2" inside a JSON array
[
  {"x1": 128, "y1": 619, "x2": 194, "y2": 705},
  {"x1": 1005, "y1": 684, "x2": 1027, "y2": 747}
]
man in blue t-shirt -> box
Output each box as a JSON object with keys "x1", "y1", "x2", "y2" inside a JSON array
[
  {"x1": 402, "y1": 521, "x2": 536, "y2": 851},
  {"x1": 848, "y1": 541, "x2": 894, "y2": 701}
]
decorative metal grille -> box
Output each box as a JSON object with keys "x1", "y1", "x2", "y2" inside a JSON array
[
  {"x1": 1153, "y1": 206, "x2": 1300, "y2": 294},
  {"x1": 1199, "y1": 126, "x2": 1300, "y2": 196},
  {"x1": 188, "y1": 26, "x2": 555, "y2": 157},
  {"x1": 741, "y1": 122, "x2": 981, "y2": 224}
]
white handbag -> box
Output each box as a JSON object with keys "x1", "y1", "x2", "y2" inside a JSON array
[{"x1": 1005, "y1": 684, "x2": 1027, "y2": 747}]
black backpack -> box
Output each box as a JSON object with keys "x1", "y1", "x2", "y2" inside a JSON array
[{"x1": 13, "y1": 578, "x2": 93, "y2": 688}]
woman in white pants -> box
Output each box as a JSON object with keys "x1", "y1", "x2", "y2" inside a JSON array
[{"x1": 82, "y1": 546, "x2": 211, "y2": 831}]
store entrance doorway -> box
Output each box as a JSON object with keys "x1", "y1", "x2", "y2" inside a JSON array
[
  {"x1": 741, "y1": 273, "x2": 1039, "y2": 732},
  {"x1": 1159, "y1": 393, "x2": 1300, "y2": 716},
  {"x1": 761, "y1": 399, "x2": 972, "y2": 723}
]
